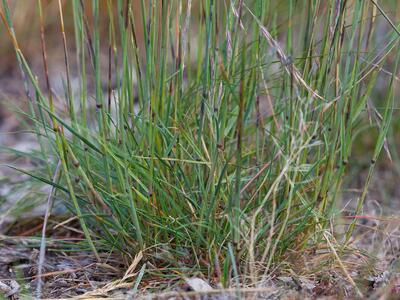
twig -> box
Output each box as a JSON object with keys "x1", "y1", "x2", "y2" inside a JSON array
[{"x1": 36, "y1": 161, "x2": 61, "y2": 299}]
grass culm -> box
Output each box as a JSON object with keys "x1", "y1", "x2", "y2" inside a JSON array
[{"x1": 1, "y1": 0, "x2": 399, "y2": 290}]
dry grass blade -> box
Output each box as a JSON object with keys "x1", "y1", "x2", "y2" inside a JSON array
[
  {"x1": 73, "y1": 251, "x2": 143, "y2": 298},
  {"x1": 322, "y1": 229, "x2": 363, "y2": 298},
  {"x1": 244, "y1": 4, "x2": 324, "y2": 101}
]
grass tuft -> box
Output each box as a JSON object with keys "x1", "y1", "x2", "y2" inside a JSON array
[{"x1": 1, "y1": 0, "x2": 400, "y2": 290}]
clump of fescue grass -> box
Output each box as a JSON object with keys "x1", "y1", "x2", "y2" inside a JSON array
[{"x1": 1, "y1": 0, "x2": 400, "y2": 290}]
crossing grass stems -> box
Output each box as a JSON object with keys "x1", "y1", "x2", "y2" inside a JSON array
[{"x1": 1, "y1": 0, "x2": 399, "y2": 290}]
